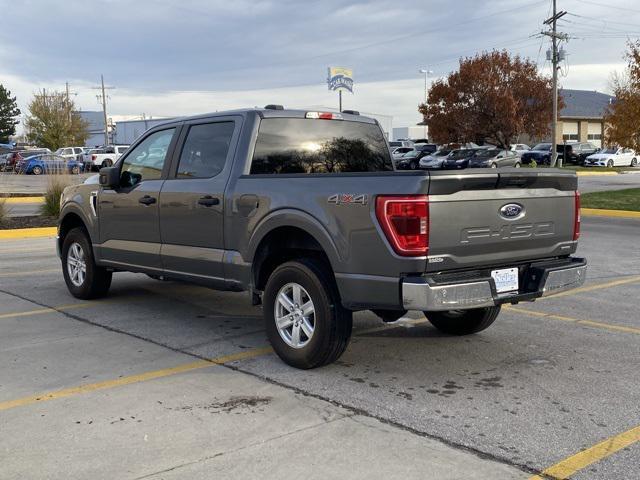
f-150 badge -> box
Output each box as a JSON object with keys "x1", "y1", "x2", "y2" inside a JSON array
[{"x1": 328, "y1": 194, "x2": 368, "y2": 205}]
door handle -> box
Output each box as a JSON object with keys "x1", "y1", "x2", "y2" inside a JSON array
[
  {"x1": 197, "y1": 195, "x2": 220, "y2": 207},
  {"x1": 138, "y1": 195, "x2": 157, "y2": 205}
]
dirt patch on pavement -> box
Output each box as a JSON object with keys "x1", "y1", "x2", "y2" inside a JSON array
[{"x1": 0, "y1": 215, "x2": 57, "y2": 229}]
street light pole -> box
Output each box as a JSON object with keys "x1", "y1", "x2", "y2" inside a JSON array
[{"x1": 419, "y1": 68, "x2": 433, "y2": 140}]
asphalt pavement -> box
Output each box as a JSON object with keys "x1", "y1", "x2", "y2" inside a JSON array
[{"x1": 0, "y1": 215, "x2": 638, "y2": 479}]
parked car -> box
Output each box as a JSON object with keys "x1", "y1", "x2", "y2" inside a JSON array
[
  {"x1": 15, "y1": 154, "x2": 85, "y2": 175},
  {"x1": 468, "y1": 149, "x2": 521, "y2": 168},
  {"x1": 441, "y1": 148, "x2": 481, "y2": 169},
  {"x1": 395, "y1": 144, "x2": 437, "y2": 170},
  {"x1": 556, "y1": 142, "x2": 599, "y2": 165},
  {"x1": 510, "y1": 144, "x2": 530, "y2": 157},
  {"x1": 82, "y1": 145, "x2": 129, "y2": 170},
  {"x1": 391, "y1": 146, "x2": 415, "y2": 157},
  {"x1": 521, "y1": 143, "x2": 552, "y2": 165},
  {"x1": 1, "y1": 148, "x2": 52, "y2": 171},
  {"x1": 55, "y1": 147, "x2": 86, "y2": 160},
  {"x1": 584, "y1": 147, "x2": 638, "y2": 167},
  {"x1": 57, "y1": 106, "x2": 586, "y2": 369},
  {"x1": 418, "y1": 148, "x2": 452, "y2": 169}
]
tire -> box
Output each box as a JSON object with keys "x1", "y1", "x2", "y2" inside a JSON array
[
  {"x1": 631, "y1": 158, "x2": 637, "y2": 167},
  {"x1": 263, "y1": 258, "x2": 352, "y2": 369},
  {"x1": 514, "y1": 162, "x2": 521, "y2": 168},
  {"x1": 71, "y1": 165, "x2": 80, "y2": 174},
  {"x1": 102, "y1": 159, "x2": 113, "y2": 168},
  {"x1": 62, "y1": 227, "x2": 112, "y2": 299},
  {"x1": 607, "y1": 159, "x2": 614, "y2": 168},
  {"x1": 490, "y1": 163, "x2": 497, "y2": 168},
  {"x1": 424, "y1": 306, "x2": 501, "y2": 336},
  {"x1": 409, "y1": 160, "x2": 418, "y2": 170},
  {"x1": 32, "y1": 165, "x2": 43, "y2": 175}
]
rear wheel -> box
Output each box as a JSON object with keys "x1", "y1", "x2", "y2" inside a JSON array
[
  {"x1": 514, "y1": 162, "x2": 521, "y2": 168},
  {"x1": 263, "y1": 258, "x2": 352, "y2": 369},
  {"x1": 101, "y1": 159, "x2": 113, "y2": 168},
  {"x1": 490, "y1": 163, "x2": 497, "y2": 168},
  {"x1": 631, "y1": 158, "x2": 637, "y2": 167},
  {"x1": 607, "y1": 159, "x2": 614, "y2": 168},
  {"x1": 62, "y1": 228, "x2": 112, "y2": 299},
  {"x1": 424, "y1": 306, "x2": 501, "y2": 335},
  {"x1": 71, "y1": 165, "x2": 80, "y2": 174},
  {"x1": 32, "y1": 165, "x2": 43, "y2": 175}
]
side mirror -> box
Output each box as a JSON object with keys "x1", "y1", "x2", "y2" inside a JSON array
[{"x1": 99, "y1": 166, "x2": 120, "y2": 188}]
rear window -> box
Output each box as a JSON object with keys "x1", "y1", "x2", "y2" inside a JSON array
[{"x1": 250, "y1": 118, "x2": 393, "y2": 174}]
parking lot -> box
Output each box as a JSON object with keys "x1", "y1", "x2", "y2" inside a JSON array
[{"x1": 0, "y1": 214, "x2": 638, "y2": 479}]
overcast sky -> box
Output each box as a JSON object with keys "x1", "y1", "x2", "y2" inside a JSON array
[{"x1": 0, "y1": 0, "x2": 637, "y2": 129}]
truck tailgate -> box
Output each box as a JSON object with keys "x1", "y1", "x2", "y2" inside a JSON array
[{"x1": 426, "y1": 170, "x2": 578, "y2": 272}]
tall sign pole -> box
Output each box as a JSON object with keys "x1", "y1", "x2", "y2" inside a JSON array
[
  {"x1": 543, "y1": 1, "x2": 567, "y2": 167},
  {"x1": 327, "y1": 67, "x2": 353, "y2": 112}
]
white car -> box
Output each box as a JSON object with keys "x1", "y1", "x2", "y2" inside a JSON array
[
  {"x1": 510, "y1": 143, "x2": 530, "y2": 157},
  {"x1": 55, "y1": 147, "x2": 86, "y2": 160},
  {"x1": 584, "y1": 147, "x2": 638, "y2": 167},
  {"x1": 82, "y1": 145, "x2": 129, "y2": 170}
]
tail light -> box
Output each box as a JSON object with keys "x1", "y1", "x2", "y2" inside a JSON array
[
  {"x1": 573, "y1": 191, "x2": 581, "y2": 241},
  {"x1": 375, "y1": 195, "x2": 429, "y2": 256},
  {"x1": 92, "y1": 154, "x2": 96, "y2": 161},
  {"x1": 305, "y1": 111, "x2": 343, "y2": 120}
]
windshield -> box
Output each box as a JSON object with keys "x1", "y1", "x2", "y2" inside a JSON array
[
  {"x1": 474, "y1": 149, "x2": 499, "y2": 158},
  {"x1": 448, "y1": 149, "x2": 474, "y2": 160},
  {"x1": 601, "y1": 148, "x2": 617, "y2": 154},
  {"x1": 434, "y1": 149, "x2": 451, "y2": 156},
  {"x1": 403, "y1": 151, "x2": 419, "y2": 158},
  {"x1": 251, "y1": 118, "x2": 393, "y2": 174},
  {"x1": 533, "y1": 143, "x2": 551, "y2": 151}
]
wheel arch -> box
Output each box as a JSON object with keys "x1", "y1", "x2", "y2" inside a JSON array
[{"x1": 58, "y1": 207, "x2": 94, "y2": 253}]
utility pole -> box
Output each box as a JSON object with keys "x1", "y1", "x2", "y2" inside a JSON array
[
  {"x1": 92, "y1": 75, "x2": 115, "y2": 146},
  {"x1": 543, "y1": 1, "x2": 568, "y2": 167}
]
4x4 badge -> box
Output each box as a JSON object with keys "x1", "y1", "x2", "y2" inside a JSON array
[{"x1": 328, "y1": 194, "x2": 368, "y2": 205}]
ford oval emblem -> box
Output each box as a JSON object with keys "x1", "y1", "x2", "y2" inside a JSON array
[{"x1": 500, "y1": 203, "x2": 524, "y2": 220}]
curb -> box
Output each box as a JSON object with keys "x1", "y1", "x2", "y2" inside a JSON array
[
  {"x1": 576, "y1": 171, "x2": 618, "y2": 177},
  {"x1": 2, "y1": 196, "x2": 45, "y2": 204},
  {"x1": 582, "y1": 208, "x2": 640, "y2": 219},
  {"x1": 0, "y1": 227, "x2": 57, "y2": 240}
]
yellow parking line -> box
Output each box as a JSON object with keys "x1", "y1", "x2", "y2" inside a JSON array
[
  {"x1": 529, "y1": 424, "x2": 640, "y2": 480},
  {"x1": 0, "y1": 268, "x2": 59, "y2": 277},
  {"x1": 0, "y1": 346, "x2": 272, "y2": 412},
  {"x1": 0, "y1": 302, "x2": 93, "y2": 320},
  {"x1": 582, "y1": 208, "x2": 640, "y2": 219},
  {"x1": 0, "y1": 227, "x2": 57, "y2": 240},
  {"x1": 2, "y1": 197, "x2": 45, "y2": 204},
  {"x1": 575, "y1": 171, "x2": 618, "y2": 177},
  {"x1": 544, "y1": 275, "x2": 640, "y2": 299},
  {"x1": 506, "y1": 306, "x2": 640, "y2": 335}
]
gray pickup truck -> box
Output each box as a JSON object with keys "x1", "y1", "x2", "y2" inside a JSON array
[{"x1": 58, "y1": 106, "x2": 586, "y2": 369}]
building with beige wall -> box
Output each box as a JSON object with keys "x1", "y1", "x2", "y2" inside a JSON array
[{"x1": 556, "y1": 89, "x2": 615, "y2": 148}]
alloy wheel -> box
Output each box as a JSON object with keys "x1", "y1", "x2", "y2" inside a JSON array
[
  {"x1": 274, "y1": 282, "x2": 315, "y2": 349},
  {"x1": 67, "y1": 242, "x2": 87, "y2": 287}
]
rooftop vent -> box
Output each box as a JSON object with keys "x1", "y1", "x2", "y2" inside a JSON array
[
  {"x1": 264, "y1": 104, "x2": 284, "y2": 110},
  {"x1": 341, "y1": 109, "x2": 360, "y2": 115}
]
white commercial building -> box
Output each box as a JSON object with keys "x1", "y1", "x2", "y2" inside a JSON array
[{"x1": 392, "y1": 126, "x2": 428, "y2": 141}]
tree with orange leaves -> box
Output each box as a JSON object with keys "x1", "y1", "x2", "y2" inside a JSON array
[
  {"x1": 605, "y1": 41, "x2": 640, "y2": 152},
  {"x1": 419, "y1": 50, "x2": 556, "y2": 149}
]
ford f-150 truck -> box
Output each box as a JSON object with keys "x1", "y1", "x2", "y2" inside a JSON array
[{"x1": 58, "y1": 107, "x2": 586, "y2": 369}]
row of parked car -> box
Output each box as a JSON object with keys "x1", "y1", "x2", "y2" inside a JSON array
[
  {"x1": 0, "y1": 144, "x2": 129, "y2": 175},
  {"x1": 390, "y1": 140, "x2": 638, "y2": 170}
]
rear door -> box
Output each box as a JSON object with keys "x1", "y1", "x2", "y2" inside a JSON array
[
  {"x1": 98, "y1": 127, "x2": 178, "y2": 271},
  {"x1": 159, "y1": 117, "x2": 240, "y2": 282}
]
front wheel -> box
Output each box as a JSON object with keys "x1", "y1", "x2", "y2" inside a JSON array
[
  {"x1": 490, "y1": 163, "x2": 497, "y2": 168},
  {"x1": 263, "y1": 258, "x2": 352, "y2": 369},
  {"x1": 607, "y1": 159, "x2": 614, "y2": 168},
  {"x1": 101, "y1": 159, "x2": 113, "y2": 168},
  {"x1": 62, "y1": 227, "x2": 112, "y2": 299},
  {"x1": 409, "y1": 160, "x2": 418, "y2": 170},
  {"x1": 424, "y1": 306, "x2": 501, "y2": 335},
  {"x1": 32, "y1": 165, "x2": 43, "y2": 175},
  {"x1": 514, "y1": 162, "x2": 521, "y2": 168}
]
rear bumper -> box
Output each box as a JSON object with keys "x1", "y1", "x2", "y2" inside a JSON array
[{"x1": 402, "y1": 257, "x2": 586, "y2": 311}]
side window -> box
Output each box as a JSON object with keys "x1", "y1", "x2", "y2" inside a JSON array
[
  {"x1": 176, "y1": 122, "x2": 234, "y2": 179},
  {"x1": 120, "y1": 128, "x2": 175, "y2": 187}
]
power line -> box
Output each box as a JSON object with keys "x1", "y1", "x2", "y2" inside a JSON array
[{"x1": 571, "y1": 0, "x2": 640, "y2": 14}]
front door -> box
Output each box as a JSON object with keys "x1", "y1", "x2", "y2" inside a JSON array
[
  {"x1": 159, "y1": 118, "x2": 240, "y2": 283},
  {"x1": 98, "y1": 127, "x2": 178, "y2": 272}
]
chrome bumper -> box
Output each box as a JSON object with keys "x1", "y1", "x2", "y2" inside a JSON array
[{"x1": 402, "y1": 259, "x2": 587, "y2": 311}]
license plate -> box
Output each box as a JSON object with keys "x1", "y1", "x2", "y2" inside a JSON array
[{"x1": 491, "y1": 267, "x2": 519, "y2": 293}]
